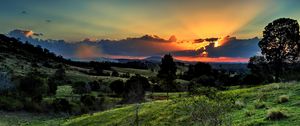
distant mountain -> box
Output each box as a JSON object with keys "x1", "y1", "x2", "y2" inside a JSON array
[
  {"x1": 144, "y1": 56, "x2": 162, "y2": 63},
  {"x1": 71, "y1": 57, "x2": 119, "y2": 63}
]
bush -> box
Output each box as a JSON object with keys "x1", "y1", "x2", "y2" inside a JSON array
[
  {"x1": 0, "y1": 71, "x2": 15, "y2": 95},
  {"x1": 122, "y1": 74, "x2": 150, "y2": 103},
  {"x1": 52, "y1": 98, "x2": 72, "y2": 113},
  {"x1": 47, "y1": 78, "x2": 58, "y2": 96},
  {"x1": 109, "y1": 80, "x2": 125, "y2": 96},
  {"x1": 120, "y1": 72, "x2": 130, "y2": 78},
  {"x1": 234, "y1": 100, "x2": 245, "y2": 109},
  {"x1": 188, "y1": 86, "x2": 217, "y2": 98},
  {"x1": 19, "y1": 75, "x2": 48, "y2": 102},
  {"x1": 175, "y1": 96, "x2": 232, "y2": 125},
  {"x1": 23, "y1": 100, "x2": 44, "y2": 113},
  {"x1": 89, "y1": 80, "x2": 102, "y2": 91},
  {"x1": 277, "y1": 95, "x2": 289, "y2": 103},
  {"x1": 266, "y1": 108, "x2": 288, "y2": 120},
  {"x1": 80, "y1": 95, "x2": 96, "y2": 107},
  {"x1": 72, "y1": 81, "x2": 91, "y2": 95},
  {"x1": 111, "y1": 70, "x2": 119, "y2": 77},
  {"x1": 0, "y1": 96, "x2": 23, "y2": 111},
  {"x1": 192, "y1": 75, "x2": 216, "y2": 87},
  {"x1": 245, "y1": 109, "x2": 255, "y2": 117},
  {"x1": 254, "y1": 101, "x2": 266, "y2": 109}
]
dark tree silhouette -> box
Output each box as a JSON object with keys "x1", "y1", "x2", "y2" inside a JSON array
[
  {"x1": 19, "y1": 69, "x2": 48, "y2": 102},
  {"x1": 244, "y1": 56, "x2": 274, "y2": 85},
  {"x1": 54, "y1": 64, "x2": 66, "y2": 81},
  {"x1": 122, "y1": 74, "x2": 150, "y2": 103},
  {"x1": 186, "y1": 62, "x2": 212, "y2": 79},
  {"x1": 157, "y1": 54, "x2": 177, "y2": 98},
  {"x1": 72, "y1": 81, "x2": 91, "y2": 95},
  {"x1": 109, "y1": 80, "x2": 125, "y2": 96},
  {"x1": 259, "y1": 18, "x2": 300, "y2": 82},
  {"x1": 111, "y1": 70, "x2": 119, "y2": 77}
]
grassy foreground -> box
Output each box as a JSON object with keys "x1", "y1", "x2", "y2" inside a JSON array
[
  {"x1": 1, "y1": 82, "x2": 300, "y2": 126},
  {"x1": 62, "y1": 82, "x2": 300, "y2": 126}
]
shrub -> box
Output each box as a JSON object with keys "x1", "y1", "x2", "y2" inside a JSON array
[
  {"x1": 0, "y1": 96, "x2": 23, "y2": 111},
  {"x1": 245, "y1": 109, "x2": 255, "y2": 117},
  {"x1": 192, "y1": 75, "x2": 216, "y2": 87},
  {"x1": 122, "y1": 74, "x2": 150, "y2": 103},
  {"x1": 109, "y1": 80, "x2": 125, "y2": 96},
  {"x1": 188, "y1": 86, "x2": 217, "y2": 98},
  {"x1": 52, "y1": 98, "x2": 71, "y2": 113},
  {"x1": 111, "y1": 70, "x2": 119, "y2": 77},
  {"x1": 234, "y1": 100, "x2": 245, "y2": 109},
  {"x1": 254, "y1": 101, "x2": 266, "y2": 109},
  {"x1": 72, "y1": 81, "x2": 91, "y2": 95},
  {"x1": 47, "y1": 78, "x2": 58, "y2": 96},
  {"x1": 19, "y1": 74, "x2": 48, "y2": 102},
  {"x1": 266, "y1": 108, "x2": 288, "y2": 120},
  {"x1": 23, "y1": 100, "x2": 44, "y2": 113},
  {"x1": 120, "y1": 72, "x2": 130, "y2": 78},
  {"x1": 80, "y1": 95, "x2": 96, "y2": 107},
  {"x1": 175, "y1": 97, "x2": 232, "y2": 125},
  {"x1": 0, "y1": 71, "x2": 15, "y2": 95},
  {"x1": 89, "y1": 80, "x2": 102, "y2": 91},
  {"x1": 277, "y1": 95, "x2": 289, "y2": 103}
]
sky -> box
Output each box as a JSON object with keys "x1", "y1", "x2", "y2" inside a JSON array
[{"x1": 1, "y1": 0, "x2": 300, "y2": 62}]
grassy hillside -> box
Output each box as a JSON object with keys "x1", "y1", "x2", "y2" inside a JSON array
[{"x1": 62, "y1": 82, "x2": 300, "y2": 126}]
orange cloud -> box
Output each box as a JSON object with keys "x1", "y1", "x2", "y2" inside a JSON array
[
  {"x1": 75, "y1": 45, "x2": 102, "y2": 58},
  {"x1": 174, "y1": 56, "x2": 249, "y2": 63}
]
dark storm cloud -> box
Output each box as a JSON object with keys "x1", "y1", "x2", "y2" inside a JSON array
[
  {"x1": 7, "y1": 30, "x2": 176, "y2": 58},
  {"x1": 8, "y1": 29, "x2": 260, "y2": 60},
  {"x1": 205, "y1": 37, "x2": 219, "y2": 42},
  {"x1": 194, "y1": 37, "x2": 219, "y2": 43},
  {"x1": 194, "y1": 38, "x2": 205, "y2": 43},
  {"x1": 174, "y1": 37, "x2": 260, "y2": 58}
]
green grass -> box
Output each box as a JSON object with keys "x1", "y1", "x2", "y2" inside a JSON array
[
  {"x1": 63, "y1": 82, "x2": 300, "y2": 126},
  {"x1": 0, "y1": 111, "x2": 66, "y2": 126},
  {"x1": 112, "y1": 67, "x2": 156, "y2": 77}
]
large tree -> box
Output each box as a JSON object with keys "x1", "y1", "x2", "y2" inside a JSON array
[
  {"x1": 157, "y1": 54, "x2": 177, "y2": 98},
  {"x1": 122, "y1": 74, "x2": 150, "y2": 103},
  {"x1": 259, "y1": 18, "x2": 300, "y2": 82}
]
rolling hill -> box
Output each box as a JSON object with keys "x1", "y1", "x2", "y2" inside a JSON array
[{"x1": 62, "y1": 82, "x2": 300, "y2": 126}]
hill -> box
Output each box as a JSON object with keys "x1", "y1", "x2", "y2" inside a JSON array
[{"x1": 62, "y1": 82, "x2": 300, "y2": 126}]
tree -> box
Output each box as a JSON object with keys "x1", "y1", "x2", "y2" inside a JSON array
[
  {"x1": 47, "y1": 66, "x2": 66, "y2": 96},
  {"x1": 109, "y1": 80, "x2": 125, "y2": 96},
  {"x1": 72, "y1": 81, "x2": 91, "y2": 95},
  {"x1": 186, "y1": 62, "x2": 212, "y2": 79},
  {"x1": 19, "y1": 70, "x2": 48, "y2": 102},
  {"x1": 54, "y1": 64, "x2": 66, "y2": 81},
  {"x1": 111, "y1": 70, "x2": 119, "y2": 77},
  {"x1": 47, "y1": 78, "x2": 58, "y2": 96},
  {"x1": 157, "y1": 54, "x2": 177, "y2": 98},
  {"x1": 246, "y1": 56, "x2": 274, "y2": 84},
  {"x1": 0, "y1": 72, "x2": 15, "y2": 95},
  {"x1": 88, "y1": 80, "x2": 102, "y2": 91},
  {"x1": 259, "y1": 18, "x2": 300, "y2": 82},
  {"x1": 122, "y1": 74, "x2": 150, "y2": 103},
  {"x1": 80, "y1": 95, "x2": 96, "y2": 107}
]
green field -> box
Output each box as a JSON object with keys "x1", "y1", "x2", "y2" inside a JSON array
[{"x1": 62, "y1": 82, "x2": 300, "y2": 126}]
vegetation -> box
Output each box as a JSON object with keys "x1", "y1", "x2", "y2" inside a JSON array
[
  {"x1": 1, "y1": 17, "x2": 300, "y2": 126},
  {"x1": 157, "y1": 54, "x2": 177, "y2": 98},
  {"x1": 259, "y1": 18, "x2": 300, "y2": 82}
]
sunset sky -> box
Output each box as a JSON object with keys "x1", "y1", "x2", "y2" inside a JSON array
[{"x1": 1, "y1": 0, "x2": 300, "y2": 62}]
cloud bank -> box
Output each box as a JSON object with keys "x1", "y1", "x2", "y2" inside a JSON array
[{"x1": 7, "y1": 29, "x2": 260, "y2": 62}]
